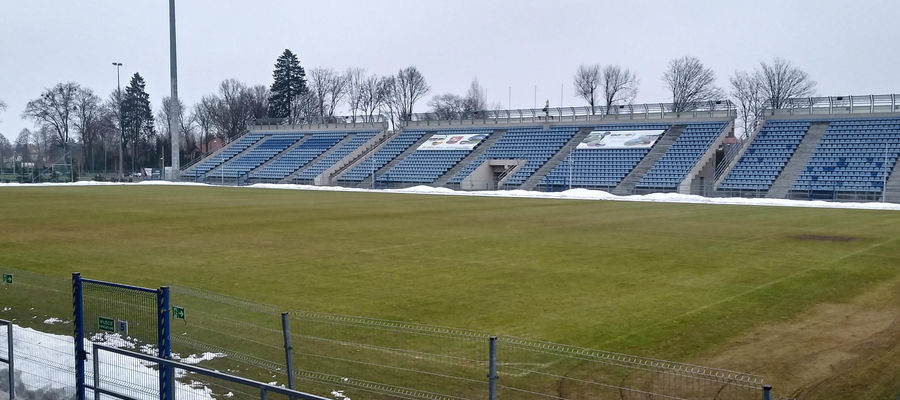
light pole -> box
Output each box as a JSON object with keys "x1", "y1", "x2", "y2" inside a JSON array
[
  {"x1": 883, "y1": 141, "x2": 889, "y2": 202},
  {"x1": 112, "y1": 62, "x2": 124, "y2": 179}
]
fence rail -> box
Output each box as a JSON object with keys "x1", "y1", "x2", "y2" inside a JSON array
[
  {"x1": 1, "y1": 268, "x2": 788, "y2": 400},
  {"x1": 408, "y1": 101, "x2": 736, "y2": 127},
  {"x1": 91, "y1": 344, "x2": 329, "y2": 400},
  {"x1": 0, "y1": 319, "x2": 14, "y2": 400},
  {"x1": 168, "y1": 285, "x2": 776, "y2": 400},
  {"x1": 765, "y1": 94, "x2": 900, "y2": 116}
]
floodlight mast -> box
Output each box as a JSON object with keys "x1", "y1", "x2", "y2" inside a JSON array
[
  {"x1": 112, "y1": 62, "x2": 124, "y2": 179},
  {"x1": 168, "y1": 0, "x2": 180, "y2": 180}
]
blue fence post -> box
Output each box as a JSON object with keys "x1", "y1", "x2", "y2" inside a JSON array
[
  {"x1": 72, "y1": 273, "x2": 86, "y2": 400},
  {"x1": 5, "y1": 321, "x2": 15, "y2": 400},
  {"x1": 157, "y1": 286, "x2": 173, "y2": 400},
  {"x1": 281, "y1": 312, "x2": 296, "y2": 394},
  {"x1": 762, "y1": 384, "x2": 772, "y2": 400},
  {"x1": 488, "y1": 336, "x2": 497, "y2": 400}
]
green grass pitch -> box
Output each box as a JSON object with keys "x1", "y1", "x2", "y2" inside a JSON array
[{"x1": 1, "y1": 185, "x2": 899, "y2": 398}]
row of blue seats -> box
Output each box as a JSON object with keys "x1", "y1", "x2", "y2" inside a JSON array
[
  {"x1": 185, "y1": 133, "x2": 266, "y2": 177},
  {"x1": 250, "y1": 133, "x2": 347, "y2": 179},
  {"x1": 638, "y1": 122, "x2": 727, "y2": 189},
  {"x1": 339, "y1": 131, "x2": 428, "y2": 181},
  {"x1": 292, "y1": 132, "x2": 379, "y2": 181}
]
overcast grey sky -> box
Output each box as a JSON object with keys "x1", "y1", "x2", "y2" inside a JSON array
[{"x1": 2, "y1": 0, "x2": 899, "y2": 141}]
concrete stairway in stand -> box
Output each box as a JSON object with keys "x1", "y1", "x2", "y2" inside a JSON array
[
  {"x1": 279, "y1": 134, "x2": 356, "y2": 183},
  {"x1": 519, "y1": 127, "x2": 594, "y2": 191},
  {"x1": 433, "y1": 129, "x2": 507, "y2": 186},
  {"x1": 765, "y1": 121, "x2": 830, "y2": 198},
  {"x1": 201, "y1": 135, "x2": 269, "y2": 183},
  {"x1": 354, "y1": 131, "x2": 436, "y2": 188},
  {"x1": 881, "y1": 159, "x2": 900, "y2": 202},
  {"x1": 611, "y1": 125, "x2": 686, "y2": 195}
]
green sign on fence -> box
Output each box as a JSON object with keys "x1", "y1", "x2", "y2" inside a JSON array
[
  {"x1": 173, "y1": 306, "x2": 185, "y2": 320},
  {"x1": 2, "y1": 274, "x2": 11, "y2": 284},
  {"x1": 99, "y1": 316, "x2": 115, "y2": 332}
]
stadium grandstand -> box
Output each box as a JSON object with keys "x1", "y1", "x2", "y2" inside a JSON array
[
  {"x1": 716, "y1": 94, "x2": 900, "y2": 201},
  {"x1": 181, "y1": 94, "x2": 900, "y2": 202}
]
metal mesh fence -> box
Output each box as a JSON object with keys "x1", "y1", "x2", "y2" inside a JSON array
[
  {"x1": 81, "y1": 281, "x2": 159, "y2": 352},
  {"x1": 0, "y1": 267, "x2": 77, "y2": 399},
  {"x1": 169, "y1": 286, "x2": 773, "y2": 400},
  {"x1": 495, "y1": 337, "x2": 763, "y2": 400},
  {"x1": 0, "y1": 269, "x2": 782, "y2": 400}
]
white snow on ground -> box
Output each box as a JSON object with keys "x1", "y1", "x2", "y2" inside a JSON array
[
  {"x1": 331, "y1": 390, "x2": 350, "y2": 399},
  {"x1": 42, "y1": 317, "x2": 66, "y2": 325},
  {"x1": 174, "y1": 352, "x2": 227, "y2": 365},
  {"x1": 4, "y1": 180, "x2": 895, "y2": 211},
  {"x1": 6, "y1": 326, "x2": 344, "y2": 400},
  {"x1": 7, "y1": 325, "x2": 224, "y2": 400}
]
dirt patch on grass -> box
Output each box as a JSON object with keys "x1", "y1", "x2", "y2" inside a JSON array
[
  {"x1": 788, "y1": 234, "x2": 860, "y2": 242},
  {"x1": 697, "y1": 281, "x2": 900, "y2": 399}
]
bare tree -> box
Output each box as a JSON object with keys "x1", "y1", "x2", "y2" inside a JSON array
[
  {"x1": 428, "y1": 79, "x2": 488, "y2": 121},
  {"x1": 245, "y1": 85, "x2": 270, "y2": 121},
  {"x1": 662, "y1": 56, "x2": 723, "y2": 112},
  {"x1": 192, "y1": 96, "x2": 218, "y2": 151},
  {"x1": 601, "y1": 65, "x2": 638, "y2": 113},
  {"x1": 346, "y1": 68, "x2": 366, "y2": 120},
  {"x1": 33, "y1": 125, "x2": 55, "y2": 168},
  {"x1": 0, "y1": 135, "x2": 11, "y2": 174},
  {"x1": 385, "y1": 66, "x2": 430, "y2": 124},
  {"x1": 464, "y1": 78, "x2": 487, "y2": 114},
  {"x1": 307, "y1": 68, "x2": 349, "y2": 120},
  {"x1": 22, "y1": 82, "x2": 80, "y2": 166},
  {"x1": 156, "y1": 96, "x2": 190, "y2": 166},
  {"x1": 730, "y1": 71, "x2": 764, "y2": 138},
  {"x1": 360, "y1": 75, "x2": 389, "y2": 122},
  {"x1": 102, "y1": 90, "x2": 127, "y2": 176},
  {"x1": 428, "y1": 94, "x2": 466, "y2": 120},
  {"x1": 308, "y1": 68, "x2": 331, "y2": 118},
  {"x1": 209, "y1": 79, "x2": 257, "y2": 139},
  {"x1": 573, "y1": 64, "x2": 601, "y2": 114},
  {"x1": 756, "y1": 58, "x2": 816, "y2": 109},
  {"x1": 73, "y1": 87, "x2": 103, "y2": 173},
  {"x1": 14, "y1": 129, "x2": 33, "y2": 165},
  {"x1": 325, "y1": 71, "x2": 349, "y2": 119}
]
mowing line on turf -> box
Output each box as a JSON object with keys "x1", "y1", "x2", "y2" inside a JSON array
[{"x1": 598, "y1": 234, "x2": 900, "y2": 348}]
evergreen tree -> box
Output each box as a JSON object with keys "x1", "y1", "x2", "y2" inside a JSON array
[
  {"x1": 122, "y1": 73, "x2": 154, "y2": 172},
  {"x1": 267, "y1": 49, "x2": 307, "y2": 122}
]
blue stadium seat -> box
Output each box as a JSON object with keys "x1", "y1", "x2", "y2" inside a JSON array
[
  {"x1": 338, "y1": 130, "x2": 429, "y2": 182},
  {"x1": 542, "y1": 124, "x2": 670, "y2": 189},
  {"x1": 718, "y1": 120, "x2": 811, "y2": 191},
  {"x1": 249, "y1": 132, "x2": 348, "y2": 180},
  {"x1": 183, "y1": 133, "x2": 268, "y2": 178},
  {"x1": 791, "y1": 117, "x2": 900, "y2": 193},
  {"x1": 377, "y1": 128, "x2": 492, "y2": 184},
  {"x1": 292, "y1": 131, "x2": 380, "y2": 181},
  {"x1": 448, "y1": 126, "x2": 579, "y2": 185},
  {"x1": 637, "y1": 122, "x2": 728, "y2": 189}
]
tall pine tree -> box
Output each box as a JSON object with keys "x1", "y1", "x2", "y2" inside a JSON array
[
  {"x1": 267, "y1": 49, "x2": 307, "y2": 122},
  {"x1": 122, "y1": 73, "x2": 154, "y2": 173}
]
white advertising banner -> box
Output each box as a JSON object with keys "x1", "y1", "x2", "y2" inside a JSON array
[
  {"x1": 577, "y1": 130, "x2": 666, "y2": 149},
  {"x1": 417, "y1": 133, "x2": 490, "y2": 151}
]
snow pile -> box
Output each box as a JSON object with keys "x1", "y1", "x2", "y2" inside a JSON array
[
  {"x1": 6, "y1": 326, "x2": 223, "y2": 400},
  {"x1": 174, "y1": 352, "x2": 227, "y2": 365},
  {"x1": 331, "y1": 390, "x2": 351, "y2": 399},
  {"x1": 42, "y1": 318, "x2": 66, "y2": 325},
  {"x1": 245, "y1": 183, "x2": 900, "y2": 211},
  {"x1": 2, "y1": 180, "x2": 899, "y2": 211},
  {"x1": 4, "y1": 326, "x2": 344, "y2": 400}
]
